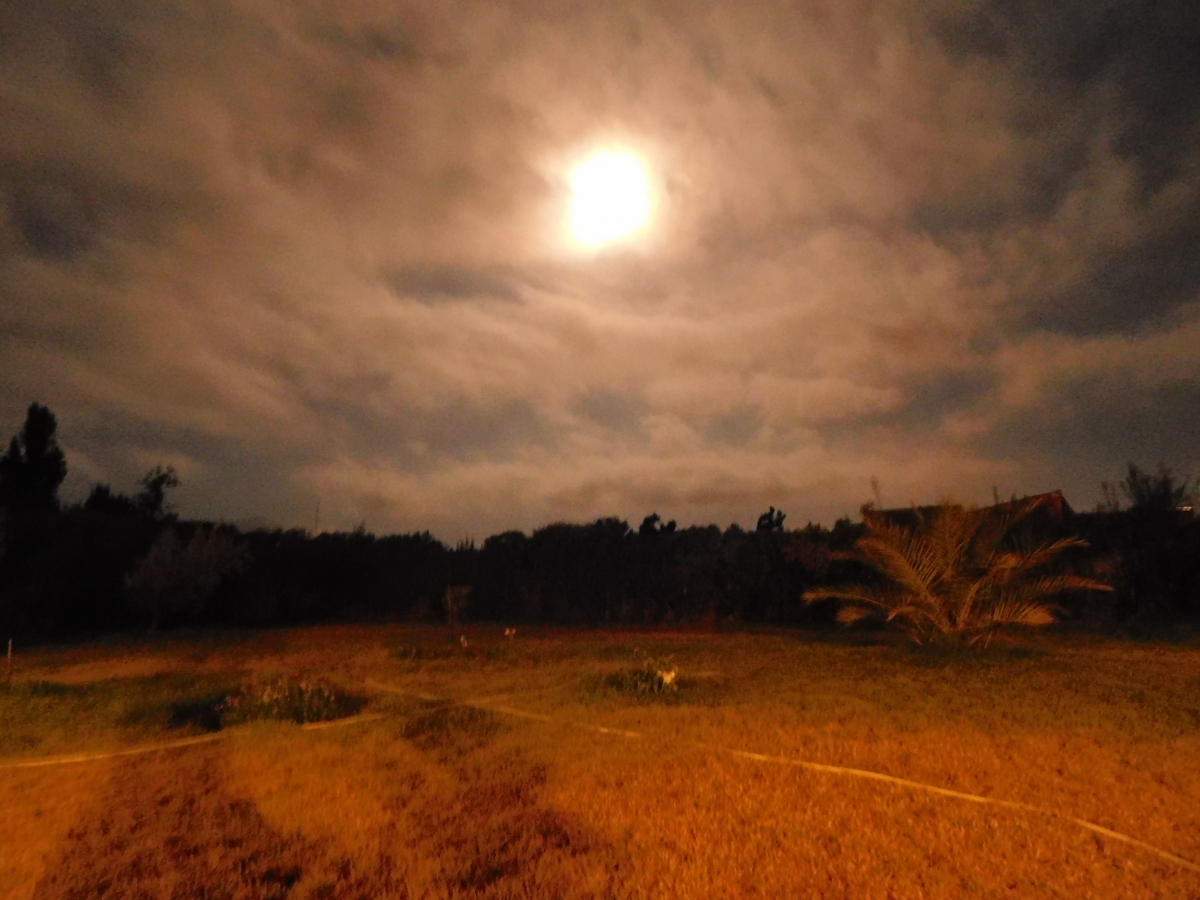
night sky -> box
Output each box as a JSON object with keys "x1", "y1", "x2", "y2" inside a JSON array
[{"x1": 2, "y1": 1, "x2": 1198, "y2": 539}]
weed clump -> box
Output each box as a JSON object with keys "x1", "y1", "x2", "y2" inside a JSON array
[
  {"x1": 167, "y1": 676, "x2": 366, "y2": 732},
  {"x1": 168, "y1": 694, "x2": 228, "y2": 732},
  {"x1": 225, "y1": 676, "x2": 367, "y2": 725},
  {"x1": 602, "y1": 652, "x2": 679, "y2": 697}
]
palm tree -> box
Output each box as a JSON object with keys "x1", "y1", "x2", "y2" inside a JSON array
[{"x1": 805, "y1": 496, "x2": 1111, "y2": 646}]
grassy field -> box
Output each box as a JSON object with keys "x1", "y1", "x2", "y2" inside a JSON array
[{"x1": 2, "y1": 624, "x2": 1199, "y2": 899}]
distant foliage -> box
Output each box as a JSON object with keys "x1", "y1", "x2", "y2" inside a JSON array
[
  {"x1": 1093, "y1": 462, "x2": 1200, "y2": 620},
  {"x1": 84, "y1": 466, "x2": 180, "y2": 518},
  {"x1": 756, "y1": 506, "x2": 786, "y2": 532},
  {"x1": 806, "y1": 498, "x2": 1112, "y2": 646},
  {"x1": 0, "y1": 403, "x2": 67, "y2": 512},
  {"x1": 1120, "y1": 463, "x2": 1198, "y2": 513},
  {"x1": 134, "y1": 465, "x2": 181, "y2": 518},
  {"x1": 2, "y1": 400, "x2": 1191, "y2": 639},
  {"x1": 215, "y1": 528, "x2": 451, "y2": 625},
  {"x1": 639, "y1": 513, "x2": 676, "y2": 535},
  {"x1": 126, "y1": 525, "x2": 247, "y2": 630},
  {"x1": 443, "y1": 584, "x2": 470, "y2": 632}
]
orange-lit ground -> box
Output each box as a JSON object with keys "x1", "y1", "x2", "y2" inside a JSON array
[{"x1": 3, "y1": 625, "x2": 1198, "y2": 898}]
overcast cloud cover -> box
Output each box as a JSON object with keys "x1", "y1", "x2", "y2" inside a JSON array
[{"x1": 2, "y1": 0, "x2": 1198, "y2": 538}]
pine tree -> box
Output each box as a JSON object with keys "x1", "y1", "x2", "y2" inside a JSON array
[{"x1": 0, "y1": 403, "x2": 67, "y2": 511}]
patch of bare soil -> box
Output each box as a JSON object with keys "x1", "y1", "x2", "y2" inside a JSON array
[
  {"x1": 415, "y1": 752, "x2": 603, "y2": 894},
  {"x1": 396, "y1": 705, "x2": 633, "y2": 898},
  {"x1": 32, "y1": 747, "x2": 406, "y2": 900},
  {"x1": 31, "y1": 711, "x2": 630, "y2": 900}
]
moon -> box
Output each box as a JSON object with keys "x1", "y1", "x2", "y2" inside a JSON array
[{"x1": 568, "y1": 150, "x2": 652, "y2": 248}]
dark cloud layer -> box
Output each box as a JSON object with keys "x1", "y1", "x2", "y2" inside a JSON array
[
  {"x1": 1, "y1": 0, "x2": 1198, "y2": 538},
  {"x1": 384, "y1": 265, "x2": 520, "y2": 303},
  {"x1": 935, "y1": 0, "x2": 1200, "y2": 190},
  {"x1": 926, "y1": 0, "x2": 1200, "y2": 337},
  {"x1": 1023, "y1": 211, "x2": 1200, "y2": 336}
]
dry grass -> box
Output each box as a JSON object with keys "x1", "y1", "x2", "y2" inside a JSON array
[
  {"x1": 2, "y1": 624, "x2": 1199, "y2": 898},
  {"x1": 0, "y1": 762, "x2": 113, "y2": 898}
]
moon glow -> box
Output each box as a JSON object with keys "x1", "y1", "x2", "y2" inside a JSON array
[{"x1": 568, "y1": 150, "x2": 652, "y2": 248}]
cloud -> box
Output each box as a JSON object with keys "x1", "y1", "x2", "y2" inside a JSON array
[
  {"x1": 930, "y1": 0, "x2": 1200, "y2": 191},
  {"x1": 1, "y1": 0, "x2": 1198, "y2": 538},
  {"x1": 919, "y1": 0, "x2": 1200, "y2": 339},
  {"x1": 383, "y1": 265, "x2": 520, "y2": 303},
  {"x1": 1018, "y1": 199, "x2": 1200, "y2": 336}
]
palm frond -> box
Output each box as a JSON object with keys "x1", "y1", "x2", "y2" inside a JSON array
[
  {"x1": 836, "y1": 605, "x2": 874, "y2": 625},
  {"x1": 884, "y1": 603, "x2": 946, "y2": 634},
  {"x1": 855, "y1": 516, "x2": 943, "y2": 598},
  {"x1": 803, "y1": 585, "x2": 890, "y2": 608},
  {"x1": 1000, "y1": 573, "x2": 1113, "y2": 602},
  {"x1": 970, "y1": 599, "x2": 1059, "y2": 631},
  {"x1": 1008, "y1": 536, "x2": 1091, "y2": 574},
  {"x1": 813, "y1": 497, "x2": 1111, "y2": 649}
]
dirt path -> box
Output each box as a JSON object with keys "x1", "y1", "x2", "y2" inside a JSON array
[
  {"x1": 30, "y1": 745, "x2": 406, "y2": 900},
  {"x1": 26, "y1": 711, "x2": 629, "y2": 900}
]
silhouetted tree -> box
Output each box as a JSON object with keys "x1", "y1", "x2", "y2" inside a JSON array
[
  {"x1": 83, "y1": 483, "x2": 139, "y2": 516},
  {"x1": 639, "y1": 513, "x2": 676, "y2": 535},
  {"x1": 521, "y1": 519, "x2": 632, "y2": 623},
  {"x1": 443, "y1": 585, "x2": 470, "y2": 634},
  {"x1": 783, "y1": 523, "x2": 842, "y2": 627},
  {"x1": 81, "y1": 467, "x2": 179, "y2": 519},
  {"x1": 756, "y1": 506, "x2": 786, "y2": 532},
  {"x1": 126, "y1": 524, "x2": 246, "y2": 631},
  {"x1": 135, "y1": 465, "x2": 180, "y2": 519},
  {"x1": 1109, "y1": 463, "x2": 1200, "y2": 620},
  {"x1": 1120, "y1": 463, "x2": 1198, "y2": 513},
  {"x1": 472, "y1": 531, "x2": 530, "y2": 622},
  {"x1": 0, "y1": 403, "x2": 67, "y2": 512}
]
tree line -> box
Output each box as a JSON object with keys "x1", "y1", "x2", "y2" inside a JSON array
[{"x1": 0, "y1": 403, "x2": 1196, "y2": 640}]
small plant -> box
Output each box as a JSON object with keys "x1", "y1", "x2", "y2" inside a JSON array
[
  {"x1": 604, "y1": 651, "x2": 679, "y2": 696},
  {"x1": 168, "y1": 694, "x2": 228, "y2": 732}
]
